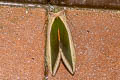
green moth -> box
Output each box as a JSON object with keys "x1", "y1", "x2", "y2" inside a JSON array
[{"x1": 46, "y1": 11, "x2": 76, "y2": 76}]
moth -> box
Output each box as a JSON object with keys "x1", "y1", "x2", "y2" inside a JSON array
[{"x1": 46, "y1": 10, "x2": 76, "y2": 76}]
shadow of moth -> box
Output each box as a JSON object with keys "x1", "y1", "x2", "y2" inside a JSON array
[{"x1": 46, "y1": 10, "x2": 76, "y2": 76}]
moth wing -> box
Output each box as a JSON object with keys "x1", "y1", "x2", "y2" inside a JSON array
[
  {"x1": 58, "y1": 15, "x2": 76, "y2": 74},
  {"x1": 46, "y1": 14, "x2": 61, "y2": 76}
]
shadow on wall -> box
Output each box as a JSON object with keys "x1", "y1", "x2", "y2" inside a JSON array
[{"x1": 1, "y1": 0, "x2": 120, "y2": 9}]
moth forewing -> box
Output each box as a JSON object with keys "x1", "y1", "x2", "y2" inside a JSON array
[
  {"x1": 46, "y1": 12, "x2": 56, "y2": 74},
  {"x1": 46, "y1": 12, "x2": 62, "y2": 76},
  {"x1": 59, "y1": 12, "x2": 76, "y2": 74}
]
